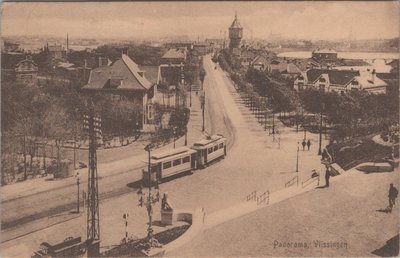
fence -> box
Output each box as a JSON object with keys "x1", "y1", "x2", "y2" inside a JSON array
[
  {"x1": 285, "y1": 175, "x2": 299, "y2": 188},
  {"x1": 246, "y1": 190, "x2": 257, "y2": 201},
  {"x1": 301, "y1": 174, "x2": 320, "y2": 188},
  {"x1": 257, "y1": 191, "x2": 270, "y2": 206},
  {"x1": 246, "y1": 190, "x2": 270, "y2": 206}
]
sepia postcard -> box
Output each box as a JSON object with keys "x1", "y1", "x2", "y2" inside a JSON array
[{"x1": 0, "y1": 1, "x2": 399, "y2": 257}]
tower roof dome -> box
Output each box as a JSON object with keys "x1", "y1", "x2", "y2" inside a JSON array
[{"x1": 230, "y1": 11, "x2": 242, "y2": 29}]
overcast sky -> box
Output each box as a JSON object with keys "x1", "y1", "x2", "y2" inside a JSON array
[{"x1": 1, "y1": 1, "x2": 399, "y2": 40}]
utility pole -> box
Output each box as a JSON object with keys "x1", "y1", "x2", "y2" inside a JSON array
[
  {"x1": 23, "y1": 135, "x2": 27, "y2": 180},
  {"x1": 173, "y1": 128, "x2": 176, "y2": 149},
  {"x1": 201, "y1": 92, "x2": 205, "y2": 132},
  {"x1": 76, "y1": 172, "x2": 80, "y2": 213},
  {"x1": 296, "y1": 142, "x2": 299, "y2": 172},
  {"x1": 318, "y1": 103, "x2": 324, "y2": 155},
  {"x1": 189, "y1": 83, "x2": 192, "y2": 108},
  {"x1": 184, "y1": 127, "x2": 188, "y2": 146},
  {"x1": 83, "y1": 106, "x2": 101, "y2": 257},
  {"x1": 272, "y1": 112, "x2": 275, "y2": 135},
  {"x1": 264, "y1": 111, "x2": 267, "y2": 131},
  {"x1": 73, "y1": 140, "x2": 76, "y2": 170}
]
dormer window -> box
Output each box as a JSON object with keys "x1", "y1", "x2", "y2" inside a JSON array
[
  {"x1": 107, "y1": 77, "x2": 123, "y2": 88},
  {"x1": 319, "y1": 78, "x2": 326, "y2": 83}
]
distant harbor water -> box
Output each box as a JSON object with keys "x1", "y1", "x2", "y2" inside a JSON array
[{"x1": 277, "y1": 51, "x2": 399, "y2": 60}]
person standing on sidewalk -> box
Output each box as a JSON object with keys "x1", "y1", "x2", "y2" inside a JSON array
[
  {"x1": 324, "y1": 165, "x2": 331, "y2": 187},
  {"x1": 302, "y1": 139, "x2": 306, "y2": 151},
  {"x1": 388, "y1": 183, "x2": 398, "y2": 212},
  {"x1": 307, "y1": 140, "x2": 311, "y2": 151}
]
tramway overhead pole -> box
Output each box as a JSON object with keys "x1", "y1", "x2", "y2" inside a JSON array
[
  {"x1": 83, "y1": 104, "x2": 102, "y2": 257},
  {"x1": 138, "y1": 143, "x2": 162, "y2": 251}
]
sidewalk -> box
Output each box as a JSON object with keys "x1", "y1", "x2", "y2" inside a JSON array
[
  {"x1": 168, "y1": 168, "x2": 399, "y2": 257},
  {"x1": 204, "y1": 167, "x2": 352, "y2": 230}
]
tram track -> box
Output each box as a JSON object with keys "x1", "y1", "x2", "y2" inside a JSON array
[{"x1": 1, "y1": 55, "x2": 239, "y2": 239}]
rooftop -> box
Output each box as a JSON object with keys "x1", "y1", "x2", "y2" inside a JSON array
[
  {"x1": 355, "y1": 71, "x2": 387, "y2": 88},
  {"x1": 230, "y1": 13, "x2": 242, "y2": 29},
  {"x1": 313, "y1": 49, "x2": 337, "y2": 54},
  {"x1": 82, "y1": 54, "x2": 153, "y2": 91},
  {"x1": 162, "y1": 48, "x2": 187, "y2": 60},
  {"x1": 306, "y1": 68, "x2": 360, "y2": 85}
]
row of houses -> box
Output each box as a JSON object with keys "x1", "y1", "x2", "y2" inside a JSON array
[
  {"x1": 236, "y1": 47, "x2": 394, "y2": 95},
  {"x1": 293, "y1": 68, "x2": 388, "y2": 94}
]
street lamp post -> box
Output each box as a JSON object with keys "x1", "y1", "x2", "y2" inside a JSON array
[
  {"x1": 184, "y1": 127, "x2": 187, "y2": 146},
  {"x1": 318, "y1": 104, "x2": 324, "y2": 155},
  {"x1": 264, "y1": 111, "x2": 267, "y2": 131},
  {"x1": 189, "y1": 84, "x2": 192, "y2": 107},
  {"x1": 272, "y1": 112, "x2": 275, "y2": 135},
  {"x1": 201, "y1": 92, "x2": 205, "y2": 132},
  {"x1": 303, "y1": 125, "x2": 307, "y2": 141},
  {"x1": 296, "y1": 142, "x2": 299, "y2": 172},
  {"x1": 76, "y1": 172, "x2": 80, "y2": 213},
  {"x1": 173, "y1": 128, "x2": 176, "y2": 149},
  {"x1": 138, "y1": 144, "x2": 161, "y2": 251}
]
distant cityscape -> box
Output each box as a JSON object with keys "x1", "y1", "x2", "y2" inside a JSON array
[{"x1": 2, "y1": 33, "x2": 399, "y2": 54}]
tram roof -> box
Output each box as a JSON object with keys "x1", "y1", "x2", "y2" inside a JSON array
[
  {"x1": 192, "y1": 134, "x2": 226, "y2": 147},
  {"x1": 143, "y1": 147, "x2": 196, "y2": 164}
]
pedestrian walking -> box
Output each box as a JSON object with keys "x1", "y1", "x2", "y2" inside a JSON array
[
  {"x1": 388, "y1": 183, "x2": 398, "y2": 212},
  {"x1": 324, "y1": 165, "x2": 331, "y2": 187},
  {"x1": 307, "y1": 140, "x2": 311, "y2": 151},
  {"x1": 302, "y1": 139, "x2": 306, "y2": 151}
]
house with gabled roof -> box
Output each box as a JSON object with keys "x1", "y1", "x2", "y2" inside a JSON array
[
  {"x1": 81, "y1": 54, "x2": 158, "y2": 131},
  {"x1": 15, "y1": 56, "x2": 38, "y2": 85},
  {"x1": 161, "y1": 48, "x2": 187, "y2": 64},
  {"x1": 294, "y1": 68, "x2": 387, "y2": 94}
]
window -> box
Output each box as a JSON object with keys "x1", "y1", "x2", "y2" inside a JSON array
[
  {"x1": 148, "y1": 104, "x2": 153, "y2": 120},
  {"x1": 208, "y1": 147, "x2": 213, "y2": 154},
  {"x1": 219, "y1": 143, "x2": 224, "y2": 149},
  {"x1": 214, "y1": 145, "x2": 218, "y2": 151},
  {"x1": 173, "y1": 159, "x2": 181, "y2": 166},
  {"x1": 163, "y1": 161, "x2": 172, "y2": 169},
  {"x1": 182, "y1": 156, "x2": 190, "y2": 163}
]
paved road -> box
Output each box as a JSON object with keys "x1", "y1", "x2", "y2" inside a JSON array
[
  {"x1": 1, "y1": 55, "x2": 326, "y2": 256},
  {"x1": 0, "y1": 78, "x2": 214, "y2": 232}
]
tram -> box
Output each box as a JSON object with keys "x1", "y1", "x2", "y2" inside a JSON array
[
  {"x1": 191, "y1": 134, "x2": 227, "y2": 168},
  {"x1": 142, "y1": 134, "x2": 227, "y2": 184}
]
